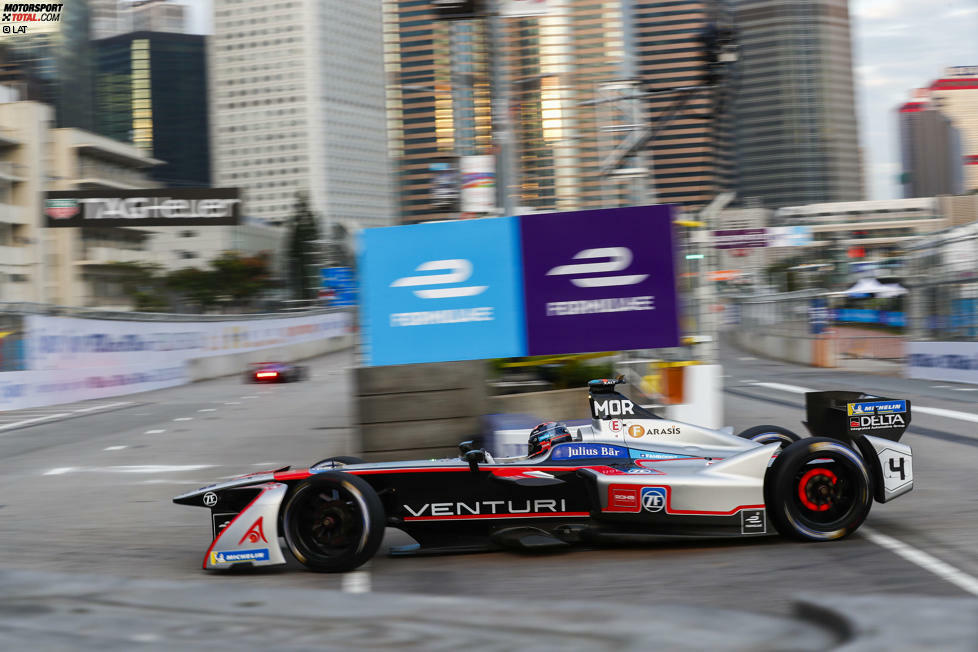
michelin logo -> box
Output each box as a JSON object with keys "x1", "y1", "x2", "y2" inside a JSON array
[
  {"x1": 210, "y1": 548, "x2": 270, "y2": 565},
  {"x1": 847, "y1": 400, "x2": 906, "y2": 416}
]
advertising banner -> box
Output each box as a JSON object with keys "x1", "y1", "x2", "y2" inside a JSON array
[
  {"x1": 430, "y1": 0, "x2": 483, "y2": 20},
  {"x1": 0, "y1": 311, "x2": 351, "y2": 411},
  {"x1": 907, "y1": 341, "x2": 978, "y2": 384},
  {"x1": 520, "y1": 205, "x2": 680, "y2": 355},
  {"x1": 713, "y1": 228, "x2": 767, "y2": 249},
  {"x1": 358, "y1": 205, "x2": 681, "y2": 366},
  {"x1": 321, "y1": 267, "x2": 357, "y2": 307},
  {"x1": 44, "y1": 188, "x2": 241, "y2": 227},
  {"x1": 429, "y1": 159, "x2": 460, "y2": 210},
  {"x1": 359, "y1": 217, "x2": 526, "y2": 366},
  {"x1": 768, "y1": 225, "x2": 812, "y2": 247},
  {"x1": 460, "y1": 155, "x2": 496, "y2": 214}
]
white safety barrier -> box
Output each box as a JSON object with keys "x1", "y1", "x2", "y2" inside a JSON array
[
  {"x1": 0, "y1": 311, "x2": 352, "y2": 411},
  {"x1": 906, "y1": 341, "x2": 978, "y2": 384}
]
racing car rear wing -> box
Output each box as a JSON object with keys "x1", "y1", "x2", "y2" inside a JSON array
[{"x1": 803, "y1": 391, "x2": 911, "y2": 443}]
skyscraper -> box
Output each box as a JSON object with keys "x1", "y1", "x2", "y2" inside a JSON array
[
  {"x1": 94, "y1": 31, "x2": 210, "y2": 187},
  {"x1": 633, "y1": 0, "x2": 733, "y2": 212},
  {"x1": 733, "y1": 0, "x2": 863, "y2": 208},
  {"x1": 0, "y1": 0, "x2": 95, "y2": 130},
  {"x1": 928, "y1": 66, "x2": 978, "y2": 192},
  {"x1": 384, "y1": 0, "x2": 633, "y2": 222},
  {"x1": 898, "y1": 95, "x2": 963, "y2": 198},
  {"x1": 210, "y1": 0, "x2": 394, "y2": 227}
]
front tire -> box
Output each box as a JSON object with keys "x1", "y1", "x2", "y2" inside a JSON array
[
  {"x1": 766, "y1": 438, "x2": 872, "y2": 541},
  {"x1": 282, "y1": 472, "x2": 385, "y2": 572},
  {"x1": 737, "y1": 424, "x2": 800, "y2": 448}
]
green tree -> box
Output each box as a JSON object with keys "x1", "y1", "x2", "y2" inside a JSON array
[
  {"x1": 165, "y1": 267, "x2": 219, "y2": 312},
  {"x1": 102, "y1": 262, "x2": 169, "y2": 312},
  {"x1": 285, "y1": 193, "x2": 321, "y2": 301},
  {"x1": 212, "y1": 251, "x2": 273, "y2": 305}
]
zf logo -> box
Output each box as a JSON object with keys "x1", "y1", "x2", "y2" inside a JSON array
[
  {"x1": 592, "y1": 398, "x2": 634, "y2": 418},
  {"x1": 391, "y1": 259, "x2": 486, "y2": 299},
  {"x1": 546, "y1": 247, "x2": 648, "y2": 287},
  {"x1": 641, "y1": 487, "x2": 666, "y2": 513}
]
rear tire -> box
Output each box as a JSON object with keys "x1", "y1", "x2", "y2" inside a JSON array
[
  {"x1": 282, "y1": 472, "x2": 384, "y2": 572},
  {"x1": 737, "y1": 424, "x2": 800, "y2": 448},
  {"x1": 766, "y1": 437, "x2": 872, "y2": 541}
]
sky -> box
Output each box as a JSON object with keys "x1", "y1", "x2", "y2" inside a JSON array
[{"x1": 850, "y1": 0, "x2": 978, "y2": 199}]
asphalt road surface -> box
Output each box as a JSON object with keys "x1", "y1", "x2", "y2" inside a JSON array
[{"x1": 0, "y1": 345, "x2": 976, "y2": 649}]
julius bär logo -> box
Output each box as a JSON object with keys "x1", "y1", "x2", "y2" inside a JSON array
[{"x1": 2, "y1": 3, "x2": 63, "y2": 34}]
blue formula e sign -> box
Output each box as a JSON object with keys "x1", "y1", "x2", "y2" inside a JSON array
[{"x1": 358, "y1": 217, "x2": 526, "y2": 366}]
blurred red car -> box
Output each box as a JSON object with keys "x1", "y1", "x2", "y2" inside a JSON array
[{"x1": 244, "y1": 361, "x2": 308, "y2": 383}]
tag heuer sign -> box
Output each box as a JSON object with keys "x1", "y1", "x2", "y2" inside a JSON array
[
  {"x1": 44, "y1": 188, "x2": 241, "y2": 228},
  {"x1": 45, "y1": 198, "x2": 80, "y2": 220}
]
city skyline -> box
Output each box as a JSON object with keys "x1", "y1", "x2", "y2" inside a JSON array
[{"x1": 851, "y1": 0, "x2": 978, "y2": 200}]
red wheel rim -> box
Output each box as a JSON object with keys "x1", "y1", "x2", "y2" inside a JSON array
[{"x1": 798, "y1": 467, "x2": 837, "y2": 512}]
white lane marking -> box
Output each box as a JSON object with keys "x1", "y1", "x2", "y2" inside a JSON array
[
  {"x1": 251, "y1": 462, "x2": 283, "y2": 466},
  {"x1": 43, "y1": 464, "x2": 215, "y2": 476},
  {"x1": 750, "y1": 381, "x2": 808, "y2": 394},
  {"x1": 241, "y1": 395, "x2": 260, "y2": 399},
  {"x1": 862, "y1": 527, "x2": 978, "y2": 597},
  {"x1": 103, "y1": 446, "x2": 127, "y2": 451},
  {"x1": 198, "y1": 408, "x2": 217, "y2": 413},
  {"x1": 174, "y1": 417, "x2": 193, "y2": 422},
  {"x1": 144, "y1": 429, "x2": 166, "y2": 434},
  {"x1": 738, "y1": 356, "x2": 757, "y2": 361},
  {"x1": 43, "y1": 467, "x2": 77, "y2": 476},
  {"x1": 914, "y1": 405, "x2": 978, "y2": 424},
  {"x1": 341, "y1": 570, "x2": 372, "y2": 594},
  {"x1": 750, "y1": 382, "x2": 978, "y2": 425},
  {"x1": 224, "y1": 402, "x2": 241, "y2": 406},
  {"x1": 0, "y1": 413, "x2": 71, "y2": 432},
  {"x1": 951, "y1": 387, "x2": 978, "y2": 392},
  {"x1": 932, "y1": 385, "x2": 952, "y2": 389},
  {"x1": 73, "y1": 401, "x2": 132, "y2": 413}
]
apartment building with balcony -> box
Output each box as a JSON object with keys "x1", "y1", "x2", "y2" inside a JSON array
[{"x1": 0, "y1": 100, "x2": 162, "y2": 308}]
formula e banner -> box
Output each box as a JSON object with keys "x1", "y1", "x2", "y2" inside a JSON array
[{"x1": 358, "y1": 205, "x2": 680, "y2": 366}]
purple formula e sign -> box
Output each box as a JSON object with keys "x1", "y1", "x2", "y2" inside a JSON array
[{"x1": 519, "y1": 205, "x2": 680, "y2": 355}]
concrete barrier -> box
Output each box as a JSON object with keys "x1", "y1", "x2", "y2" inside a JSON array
[
  {"x1": 185, "y1": 334, "x2": 354, "y2": 381},
  {"x1": 733, "y1": 331, "x2": 837, "y2": 368},
  {"x1": 355, "y1": 360, "x2": 488, "y2": 461}
]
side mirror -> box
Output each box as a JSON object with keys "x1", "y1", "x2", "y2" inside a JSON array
[
  {"x1": 458, "y1": 440, "x2": 478, "y2": 455},
  {"x1": 463, "y1": 449, "x2": 486, "y2": 473}
]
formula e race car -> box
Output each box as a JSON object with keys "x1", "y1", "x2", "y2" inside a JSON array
[
  {"x1": 244, "y1": 361, "x2": 308, "y2": 383},
  {"x1": 174, "y1": 378, "x2": 914, "y2": 573}
]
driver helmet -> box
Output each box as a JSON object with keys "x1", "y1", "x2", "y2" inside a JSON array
[{"x1": 527, "y1": 421, "x2": 573, "y2": 457}]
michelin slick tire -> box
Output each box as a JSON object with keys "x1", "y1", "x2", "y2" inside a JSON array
[
  {"x1": 766, "y1": 437, "x2": 872, "y2": 542},
  {"x1": 282, "y1": 471, "x2": 385, "y2": 572}
]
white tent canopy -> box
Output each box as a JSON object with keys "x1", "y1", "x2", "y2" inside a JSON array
[{"x1": 842, "y1": 278, "x2": 907, "y2": 297}]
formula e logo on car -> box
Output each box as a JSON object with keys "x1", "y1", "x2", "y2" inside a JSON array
[
  {"x1": 593, "y1": 399, "x2": 635, "y2": 417},
  {"x1": 641, "y1": 487, "x2": 666, "y2": 513},
  {"x1": 546, "y1": 247, "x2": 648, "y2": 288},
  {"x1": 390, "y1": 259, "x2": 486, "y2": 299}
]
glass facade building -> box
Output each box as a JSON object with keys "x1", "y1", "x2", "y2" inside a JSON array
[{"x1": 94, "y1": 32, "x2": 210, "y2": 187}]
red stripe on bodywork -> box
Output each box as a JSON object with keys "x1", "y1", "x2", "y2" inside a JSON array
[{"x1": 404, "y1": 511, "x2": 590, "y2": 522}]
